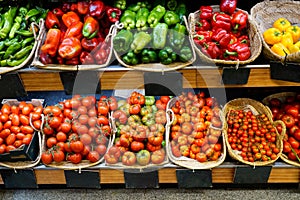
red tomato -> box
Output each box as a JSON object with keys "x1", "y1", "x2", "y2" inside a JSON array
[
  {"x1": 80, "y1": 133, "x2": 92, "y2": 145},
  {"x1": 67, "y1": 153, "x2": 82, "y2": 164},
  {"x1": 22, "y1": 134, "x2": 32, "y2": 145},
  {"x1": 130, "y1": 141, "x2": 144, "y2": 152},
  {"x1": 97, "y1": 115, "x2": 109, "y2": 125},
  {"x1": 70, "y1": 140, "x2": 84, "y2": 153},
  {"x1": 41, "y1": 151, "x2": 53, "y2": 164},
  {"x1": 56, "y1": 131, "x2": 67, "y2": 142},
  {"x1": 87, "y1": 151, "x2": 100, "y2": 163},
  {"x1": 95, "y1": 144, "x2": 107, "y2": 155},
  {"x1": 47, "y1": 137, "x2": 58, "y2": 148},
  {"x1": 53, "y1": 150, "x2": 65, "y2": 163},
  {"x1": 21, "y1": 126, "x2": 34, "y2": 134},
  {"x1": 122, "y1": 151, "x2": 136, "y2": 166}
]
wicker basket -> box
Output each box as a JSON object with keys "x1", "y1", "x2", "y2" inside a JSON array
[
  {"x1": 165, "y1": 97, "x2": 226, "y2": 170},
  {"x1": 223, "y1": 98, "x2": 285, "y2": 166},
  {"x1": 188, "y1": 5, "x2": 262, "y2": 66},
  {"x1": 250, "y1": 0, "x2": 300, "y2": 62},
  {"x1": 262, "y1": 92, "x2": 300, "y2": 167},
  {"x1": 113, "y1": 19, "x2": 196, "y2": 72},
  {"x1": 0, "y1": 21, "x2": 42, "y2": 75},
  {"x1": 32, "y1": 20, "x2": 116, "y2": 71}
]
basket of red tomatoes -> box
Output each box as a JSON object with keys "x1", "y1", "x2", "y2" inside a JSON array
[
  {"x1": 40, "y1": 95, "x2": 115, "y2": 170},
  {"x1": 104, "y1": 91, "x2": 169, "y2": 170},
  {"x1": 262, "y1": 92, "x2": 300, "y2": 167},
  {"x1": 188, "y1": 1, "x2": 262, "y2": 65},
  {"x1": 165, "y1": 91, "x2": 226, "y2": 169},
  {"x1": 0, "y1": 99, "x2": 44, "y2": 169},
  {"x1": 223, "y1": 98, "x2": 285, "y2": 166}
]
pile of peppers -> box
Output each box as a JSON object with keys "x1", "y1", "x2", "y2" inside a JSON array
[
  {"x1": 40, "y1": 1, "x2": 122, "y2": 65},
  {"x1": 0, "y1": 4, "x2": 47, "y2": 67},
  {"x1": 193, "y1": 2, "x2": 251, "y2": 61},
  {"x1": 113, "y1": 0, "x2": 193, "y2": 65}
]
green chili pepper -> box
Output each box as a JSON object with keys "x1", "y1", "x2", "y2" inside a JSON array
[
  {"x1": 19, "y1": 7, "x2": 28, "y2": 17},
  {"x1": 4, "y1": 42, "x2": 21, "y2": 59},
  {"x1": 0, "y1": 14, "x2": 4, "y2": 29},
  {"x1": 13, "y1": 45, "x2": 33, "y2": 60},
  {"x1": 152, "y1": 23, "x2": 168, "y2": 49},
  {"x1": 15, "y1": 30, "x2": 34, "y2": 37},
  {"x1": 147, "y1": 5, "x2": 166, "y2": 28},
  {"x1": 21, "y1": 37, "x2": 35, "y2": 48},
  {"x1": 37, "y1": 9, "x2": 49, "y2": 22},
  {"x1": 7, "y1": 55, "x2": 28, "y2": 67},
  {"x1": 9, "y1": 16, "x2": 22, "y2": 39},
  {"x1": 130, "y1": 31, "x2": 152, "y2": 54},
  {"x1": 145, "y1": 96, "x2": 156, "y2": 106},
  {"x1": 25, "y1": 8, "x2": 40, "y2": 20},
  {"x1": 113, "y1": 29, "x2": 134, "y2": 54},
  {"x1": 0, "y1": 59, "x2": 7, "y2": 67},
  {"x1": 0, "y1": 7, "x2": 18, "y2": 39},
  {"x1": 0, "y1": 41, "x2": 5, "y2": 51},
  {"x1": 4, "y1": 37, "x2": 19, "y2": 46}
]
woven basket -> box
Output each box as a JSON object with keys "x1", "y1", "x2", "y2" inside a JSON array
[
  {"x1": 223, "y1": 98, "x2": 285, "y2": 166},
  {"x1": 32, "y1": 20, "x2": 116, "y2": 71},
  {"x1": 250, "y1": 0, "x2": 300, "y2": 62},
  {"x1": 0, "y1": 21, "x2": 41, "y2": 75},
  {"x1": 262, "y1": 92, "x2": 300, "y2": 167},
  {"x1": 0, "y1": 99, "x2": 45, "y2": 169},
  {"x1": 188, "y1": 5, "x2": 262, "y2": 66},
  {"x1": 165, "y1": 97, "x2": 226, "y2": 170},
  {"x1": 113, "y1": 18, "x2": 196, "y2": 72}
]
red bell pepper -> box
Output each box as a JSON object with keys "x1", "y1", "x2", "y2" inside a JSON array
[
  {"x1": 212, "y1": 13, "x2": 232, "y2": 31},
  {"x1": 89, "y1": 0, "x2": 105, "y2": 20},
  {"x1": 106, "y1": 7, "x2": 122, "y2": 23},
  {"x1": 230, "y1": 33, "x2": 238, "y2": 44},
  {"x1": 195, "y1": 19, "x2": 211, "y2": 32},
  {"x1": 70, "y1": 3, "x2": 78, "y2": 12},
  {"x1": 201, "y1": 42, "x2": 220, "y2": 59},
  {"x1": 81, "y1": 37, "x2": 99, "y2": 52},
  {"x1": 40, "y1": 28, "x2": 62, "y2": 57},
  {"x1": 45, "y1": 11, "x2": 60, "y2": 29},
  {"x1": 62, "y1": 2, "x2": 71, "y2": 13},
  {"x1": 80, "y1": 51, "x2": 95, "y2": 64},
  {"x1": 237, "y1": 35, "x2": 250, "y2": 46},
  {"x1": 64, "y1": 22, "x2": 83, "y2": 40},
  {"x1": 77, "y1": 1, "x2": 89, "y2": 15},
  {"x1": 39, "y1": 52, "x2": 53, "y2": 64},
  {"x1": 56, "y1": 55, "x2": 65, "y2": 65},
  {"x1": 211, "y1": 28, "x2": 231, "y2": 48},
  {"x1": 52, "y1": 8, "x2": 64, "y2": 18},
  {"x1": 82, "y1": 16, "x2": 100, "y2": 39},
  {"x1": 193, "y1": 31, "x2": 212, "y2": 46},
  {"x1": 65, "y1": 56, "x2": 80, "y2": 65},
  {"x1": 93, "y1": 42, "x2": 110, "y2": 64},
  {"x1": 225, "y1": 42, "x2": 251, "y2": 61},
  {"x1": 220, "y1": 0, "x2": 237, "y2": 15},
  {"x1": 199, "y1": 6, "x2": 213, "y2": 21},
  {"x1": 62, "y1": 11, "x2": 81, "y2": 28},
  {"x1": 231, "y1": 10, "x2": 248, "y2": 31},
  {"x1": 58, "y1": 37, "x2": 82, "y2": 59}
]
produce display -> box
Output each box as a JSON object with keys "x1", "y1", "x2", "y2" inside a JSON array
[
  {"x1": 104, "y1": 92, "x2": 169, "y2": 167},
  {"x1": 113, "y1": 1, "x2": 194, "y2": 65},
  {"x1": 192, "y1": 2, "x2": 251, "y2": 61},
  {"x1": 0, "y1": 4, "x2": 46, "y2": 67},
  {"x1": 264, "y1": 93, "x2": 300, "y2": 164},
  {"x1": 0, "y1": 100, "x2": 43, "y2": 159},
  {"x1": 39, "y1": 1, "x2": 120, "y2": 65},
  {"x1": 41, "y1": 95, "x2": 114, "y2": 166},
  {"x1": 263, "y1": 18, "x2": 300, "y2": 56},
  {"x1": 168, "y1": 91, "x2": 224, "y2": 164}
]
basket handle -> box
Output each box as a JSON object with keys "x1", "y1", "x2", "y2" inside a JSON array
[
  {"x1": 166, "y1": 108, "x2": 175, "y2": 126},
  {"x1": 273, "y1": 120, "x2": 287, "y2": 141}
]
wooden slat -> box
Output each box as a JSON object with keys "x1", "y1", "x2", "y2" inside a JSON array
[
  {"x1": 212, "y1": 168, "x2": 235, "y2": 183},
  {"x1": 158, "y1": 168, "x2": 177, "y2": 183},
  {"x1": 268, "y1": 168, "x2": 300, "y2": 183},
  {"x1": 179, "y1": 69, "x2": 197, "y2": 88},
  {"x1": 35, "y1": 170, "x2": 66, "y2": 184},
  {"x1": 100, "y1": 169, "x2": 125, "y2": 184},
  {"x1": 0, "y1": 175, "x2": 3, "y2": 184}
]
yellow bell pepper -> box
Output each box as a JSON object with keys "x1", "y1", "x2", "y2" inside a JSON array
[
  {"x1": 271, "y1": 43, "x2": 290, "y2": 56},
  {"x1": 273, "y1": 17, "x2": 291, "y2": 32},
  {"x1": 281, "y1": 31, "x2": 293, "y2": 48},
  {"x1": 263, "y1": 27, "x2": 282, "y2": 45},
  {"x1": 288, "y1": 44, "x2": 300, "y2": 54},
  {"x1": 295, "y1": 41, "x2": 300, "y2": 48},
  {"x1": 286, "y1": 25, "x2": 300, "y2": 43}
]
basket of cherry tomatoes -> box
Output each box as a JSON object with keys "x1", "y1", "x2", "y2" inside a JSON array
[
  {"x1": 165, "y1": 91, "x2": 226, "y2": 169},
  {"x1": 104, "y1": 91, "x2": 169, "y2": 170},
  {"x1": 0, "y1": 99, "x2": 44, "y2": 169},
  {"x1": 262, "y1": 92, "x2": 300, "y2": 167},
  {"x1": 223, "y1": 98, "x2": 285, "y2": 166},
  {"x1": 41, "y1": 95, "x2": 115, "y2": 170}
]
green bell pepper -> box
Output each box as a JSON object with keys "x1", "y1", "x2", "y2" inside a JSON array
[
  {"x1": 167, "y1": 0, "x2": 178, "y2": 11},
  {"x1": 122, "y1": 50, "x2": 139, "y2": 65},
  {"x1": 127, "y1": 3, "x2": 141, "y2": 12},
  {"x1": 152, "y1": 22, "x2": 168, "y2": 49},
  {"x1": 147, "y1": 5, "x2": 166, "y2": 28},
  {"x1": 164, "y1": 11, "x2": 180, "y2": 26},
  {"x1": 130, "y1": 31, "x2": 152, "y2": 54},
  {"x1": 145, "y1": 96, "x2": 156, "y2": 106},
  {"x1": 141, "y1": 49, "x2": 157, "y2": 63},
  {"x1": 114, "y1": 0, "x2": 127, "y2": 10},
  {"x1": 120, "y1": 10, "x2": 136, "y2": 30},
  {"x1": 175, "y1": 3, "x2": 187, "y2": 23},
  {"x1": 158, "y1": 46, "x2": 177, "y2": 65},
  {"x1": 9, "y1": 16, "x2": 22, "y2": 39},
  {"x1": 137, "y1": 1, "x2": 152, "y2": 10},
  {"x1": 0, "y1": 7, "x2": 18, "y2": 39},
  {"x1": 113, "y1": 29, "x2": 134, "y2": 54},
  {"x1": 135, "y1": 8, "x2": 149, "y2": 31},
  {"x1": 168, "y1": 23, "x2": 187, "y2": 50},
  {"x1": 179, "y1": 46, "x2": 193, "y2": 62}
]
